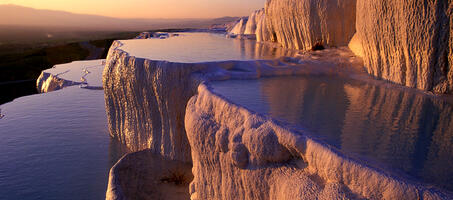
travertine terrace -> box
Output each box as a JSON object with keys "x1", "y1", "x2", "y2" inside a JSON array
[{"x1": 103, "y1": 0, "x2": 453, "y2": 199}]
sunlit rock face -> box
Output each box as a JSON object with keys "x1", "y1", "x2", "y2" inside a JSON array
[
  {"x1": 103, "y1": 34, "x2": 297, "y2": 162},
  {"x1": 228, "y1": 9, "x2": 270, "y2": 41},
  {"x1": 355, "y1": 0, "x2": 453, "y2": 94},
  {"x1": 229, "y1": 17, "x2": 248, "y2": 35},
  {"x1": 103, "y1": 42, "x2": 198, "y2": 162},
  {"x1": 185, "y1": 84, "x2": 450, "y2": 200},
  {"x1": 264, "y1": 0, "x2": 356, "y2": 50}
]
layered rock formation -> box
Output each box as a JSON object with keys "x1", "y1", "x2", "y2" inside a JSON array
[
  {"x1": 264, "y1": 0, "x2": 356, "y2": 50},
  {"x1": 185, "y1": 84, "x2": 449, "y2": 200},
  {"x1": 228, "y1": 9, "x2": 270, "y2": 41},
  {"x1": 354, "y1": 0, "x2": 453, "y2": 94},
  {"x1": 228, "y1": 17, "x2": 248, "y2": 35},
  {"x1": 103, "y1": 41, "x2": 197, "y2": 161},
  {"x1": 104, "y1": 35, "x2": 452, "y2": 198}
]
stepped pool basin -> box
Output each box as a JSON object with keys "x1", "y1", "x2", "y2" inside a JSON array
[
  {"x1": 210, "y1": 75, "x2": 453, "y2": 192},
  {"x1": 0, "y1": 86, "x2": 128, "y2": 200},
  {"x1": 118, "y1": 32, "x2": 296, "y2": 62}
]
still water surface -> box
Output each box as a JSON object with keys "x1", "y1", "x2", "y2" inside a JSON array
[
  {"x1": 0, "y1": 86, "x2": 128, "y2": 200},
  {"x1": 211, "y1": 75, "x2": 453, "y2": 192},
  {"x1": 119, "y1": 32, "x2": 296, "y2": 63}
]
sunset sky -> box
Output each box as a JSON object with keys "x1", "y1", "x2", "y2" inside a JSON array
[{"x1": 0, "y1": 0, "x2": 266, "y2": 18}]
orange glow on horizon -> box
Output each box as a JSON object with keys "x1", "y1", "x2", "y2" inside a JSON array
[{"x1": 0, "y1": 0, "x2": 265, "y2": 19}]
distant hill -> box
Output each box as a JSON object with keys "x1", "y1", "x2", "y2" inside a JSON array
[{"x1": 0, "y1": 4, "x2": 239, "y2": 31}]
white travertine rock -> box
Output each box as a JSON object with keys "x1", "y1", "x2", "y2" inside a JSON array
[
  {"x1": 185, "y1": 84, "x2": 451, "y2": 200},
  {"x1": 264, "y1": 0, "x2": 356, "y2": 50},
  {"x1": 36, "y1": 59, "x2": 105, "y2": 93},
  {"x1": 355, "y1": 0, "x2": 453, "y2": 94},
  {"x1": 102, "y1": 35, "x2": 297, "y2": 161},
  {"x1": 228, "y1": 9, "x2": 270, "y2": 41},
  {"x1": 106, "y1": 150, "x2": 192, "y2": 200},
  {"x1": 229, "y1": 18, "x2": 248, "y2": 35},
  {"x1": 104, "y1": 36, "x2": 452, "y2": 199}
]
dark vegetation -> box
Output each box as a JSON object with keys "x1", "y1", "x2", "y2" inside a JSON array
[{"x1": 0, "y1": 29, "x2": 139, "y2": 105}]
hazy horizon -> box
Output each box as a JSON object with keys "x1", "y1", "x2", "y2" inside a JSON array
[
  {"x1": 0, "y1": 4, "x2": 243, "y2": 32},
  {"x1": 0, "y1": 0, "x2": 265, "y2": 19}
]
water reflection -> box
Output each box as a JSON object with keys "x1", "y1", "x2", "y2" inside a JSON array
[
  {"x1": 0, "y1": 86, "x2": 128, "y2": 200},
  {"x1": 211, "y1": 76, "x2": 453, "y2": 191},
  {"x1": 119, "y1": 32, "x2": 296, "y2": 63}
]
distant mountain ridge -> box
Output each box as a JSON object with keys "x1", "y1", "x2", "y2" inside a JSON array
[{"x1": 0, "y1": 4, "x2": 240, "y2": 31}]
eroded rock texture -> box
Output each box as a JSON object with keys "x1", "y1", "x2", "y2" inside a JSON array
[
  {"x1": 355, "y1": 0, "x2": 453, "y2": 94},
  {"x1": 228, "y1": 9, "x2": 270, "y2": 41},
  {"x1": 103, "y1": 41, "x2": 201, "y2": 161},
  {"x1": 265, "y1": 0, "x2": 356, "y2": 50},
  {"x1": 185, "y1": 84, "x2": 450, "y2": 200},
  {"x1": 106, "y1": 150, "x2": 193, "y2": 200}
]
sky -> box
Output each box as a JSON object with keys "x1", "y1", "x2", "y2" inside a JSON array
[{"x1": 0, "y1": 0, "x2": 266, "y2": 19}]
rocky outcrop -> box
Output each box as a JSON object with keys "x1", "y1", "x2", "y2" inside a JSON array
[
  {"x1": 185, "y1": 84, "x2": 450, "y2": 200},
  {"x1": 228, "y1": 17, "x2": 248, "y2": 35},
  {"x1": 106, "y1": 150, "x2": 192, "y2": 200},
  {"x1": 228, "y1": 9, "x2": 270, "y2": 41},
  {"x1": 103, "y1": 41, "x2": 198, "y2": 161},
  {"x1": 354, "y1": 0, "x2": 453, "y2": 94},
  {"x1": 37, "y1": 59, "x2": 105, "y2": 93},
  {"x1": 264, "y1": 0, "x2": 356, "y2": 50}
]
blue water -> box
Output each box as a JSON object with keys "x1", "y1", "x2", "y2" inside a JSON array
[
  {"x1": 211, "y1": 75, "x2": 453, "y2": 192},
  {"x1": 0, "y1": 86, "x2": 128, "y2": 200},
  {"x1": 119, "y1": 32, "x2": 296, "y2": 63}
]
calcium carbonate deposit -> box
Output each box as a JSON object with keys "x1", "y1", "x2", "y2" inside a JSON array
[
  {"x1": 13, "y1": 0, "x2": 453, "y2": 199},
  {"x1": 103, "y1": 30, "x2": 452, "y2": 199}
]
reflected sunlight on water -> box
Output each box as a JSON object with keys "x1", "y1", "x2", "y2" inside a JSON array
[
  {"x1": 119, "y1": 32, "x2": 296, "y2": 63},
  {"x1": 211, "y1": 75, "x2": 453, "y2": 192}
]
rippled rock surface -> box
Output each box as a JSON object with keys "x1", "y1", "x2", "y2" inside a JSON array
[
  {"x1": 103, "y1": 32, "x2": 452, "y2": 198},
  {"x1": 355, "y1": 0, "x2": 453, "y2": 94},
  {"x1": 103, "y1": 33, "x2": 296, "y2": 161},
  {"x1": 264, "y1": 0, "x2": 356, "y2": 50}
]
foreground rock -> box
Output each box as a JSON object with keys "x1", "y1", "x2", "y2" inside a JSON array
[
  {"x1": 354, "y1": 0, "x2": 453, "y2": 94},
  {"x1": 36, "y1": 59, "x2": 105, "y2": 93},
  {"x1": 106, "y1": 150, "x2": 192, "y2": 200},
  {"x1": 185, "y1": 84, "x2": 450, "y2": 200}
]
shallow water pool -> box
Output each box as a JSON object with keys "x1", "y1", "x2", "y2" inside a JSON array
[
  {"x1": 211, "y1": 75, "x2": 453, "y2": 192},
  {"x1": 0, "y1": 86, "x2": 128, "y2": 200},
  {"x1": 119, "y1": 32, "x2": 296, "y2": 63}
]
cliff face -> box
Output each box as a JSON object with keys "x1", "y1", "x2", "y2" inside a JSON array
[
  {"x1": 264, "y1": 0, "x2": 356, "y2": 50},
  {"x1": 355, "y1": 0, "x2": 453, "y2": 94},
  {"x1": 103, "y1": 42, "x2": 200, "y2": 162}
]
